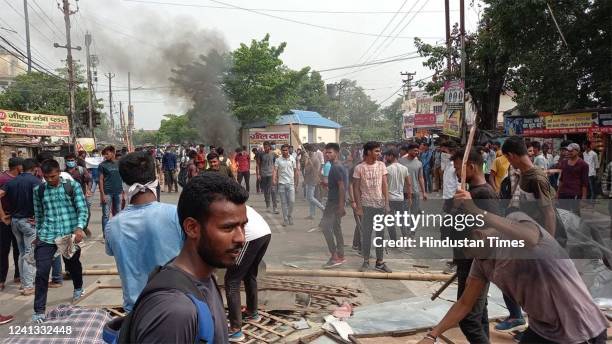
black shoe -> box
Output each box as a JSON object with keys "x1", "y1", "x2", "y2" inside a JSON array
[
  {"x1": 375, "y1": 262, "x2": 392, "y2": 273},
  {"x1": 282, "y1": 221, "x2": 288, "y2": 227},
  {"x1": 359, "y1": 262, "x2": 369, "y2": 272}
]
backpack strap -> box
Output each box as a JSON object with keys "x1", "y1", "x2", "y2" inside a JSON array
[{"x1": 119, "y1": 265, "x2": 215, "y2": 344}]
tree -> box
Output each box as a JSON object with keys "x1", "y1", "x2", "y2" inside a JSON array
[
  {"x1": 223, "y1": 34, "x2": 309, "y2": 125},
  {"x1": 132, "y1": 129, "x2": 162, "y2": 146},
  {"x1": 157, "y1": 114, "x2": 199, "y2": 144},
  {"x1": 381, "y1": 97, "x2": 405, "y2": 141},
  {"x1": 414, "y1": 0, "x2": 611, "y2": 129},
  {"x1": 295, "y1": 71, "x2": 330, "y2": 114}
]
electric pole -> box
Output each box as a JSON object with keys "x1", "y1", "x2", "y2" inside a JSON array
[
  {"x1": 23, "y1": 0, "x2": 32, "y2": 72},
  {"x1": 85, "y1": 32, "x2": 95, "y2": 139},
  {"x1": 119, "y1": 101, "x2": 125, "y2": 145},
  {"x1": 401, "y1": 72, "x2": 416, "y2": 102},
  {"x1": 54, "y1": 0, "x2": 82, "y2": 148},
  {"x1": 128, "y1": 72, "x2": 133, "y2": 148},
  {"x1": 106, "y1": 73, "x2": 115, "y2": 141},
  {"x1": 444, "y1": 0, "x2": 451, "y2": 74}
]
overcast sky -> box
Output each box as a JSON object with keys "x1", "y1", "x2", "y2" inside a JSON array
[{"x1": 1, "y1": 0, "x2": 481, "y2": 129}]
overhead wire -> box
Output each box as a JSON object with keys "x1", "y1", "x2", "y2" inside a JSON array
[
  {"x1": 122, "y1": 0, "x2": 454, "y2": 15},
  {"x1": 27, "y1": 0, "x2": 64, "y2": 41},
  {"x1": 0, "y1": 15, "x2": 57, "y2": 69},
  {"x1": 3, "y1": 0, "x2": 57, "y2": 46}
]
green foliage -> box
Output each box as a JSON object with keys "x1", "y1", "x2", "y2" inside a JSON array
[
  {"x1": 414, "y1": 0, "x2": 611, "y2": 129},
  {"x1": 381, "y1": 97, "x2": 405, "y2": 141},
  {"x1": 157, "y1": 114, "x2": 199, "y2": 144},
  {"x1": 132, "y1": 129, "x2": 162, "y2": 146},
  {"x1": 223, "y1": 34, "x2": 309, "y2": 125},
  {"x1": 295, "y1": 71, "x2": 330, "y2": 114}
]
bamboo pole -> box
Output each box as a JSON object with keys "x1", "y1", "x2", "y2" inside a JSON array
[
  {"x1": 80, "y1": 267, "x2": 453, "y2": 281},
  {"x1": 266, "y1": 269, "x2": 453, "y2": 282}
]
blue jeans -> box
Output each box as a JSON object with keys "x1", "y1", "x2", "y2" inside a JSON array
[
  {"x1": 101, "y1": 193, "x2": 122, "y2": 233},
  {"x1": 588, "y1": 176, "x2": 598, "y2": 203},
  {"x1": 278, "y1": 184, "x2": 295, "y2": 222},
  {"x1": 305, "y1": 184, "x2": 324, "y2": 217},
  {"x1": 423, "y1": 168, "x2": 432, "y2": 193},
  {"x1": 51, "y1": 256, "x2": 63, "y2": 284},
  {"x1": 11, "y1": 218, "x2": 36, "y2": 289}
]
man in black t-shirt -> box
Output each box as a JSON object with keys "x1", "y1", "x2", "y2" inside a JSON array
[
  {"x1": 449, "y1": 148, "x2": 499, "y2": 344},
  {"x1": 129, "y1": 174, "x2": 248, "y2": 344},
  {"x1": 320, "y1": 143, "x2": 348, "y2": 269}
]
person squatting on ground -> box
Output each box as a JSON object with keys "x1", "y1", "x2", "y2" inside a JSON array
[
  {"x1": 122, "y1": 173, "x2": 248, "y2": 343},
  {"x1": 225, "y1": 206, "x2": 271, "y2": 342},
  {"x1": 104, "y1": 152, "x2": 184, "y2": 312},
  {"x1": 353, "y1": 141, "x2": 392, "y2": 273},
  {"x1": 273, "y1": 145, "x2": 298, "y2": 226},
  {"x1": 32, "y1": 159, "x2": 88, "y2": 323},
  {"x1": 320, "y1": 143, "x2": 348, "y2": 269}
]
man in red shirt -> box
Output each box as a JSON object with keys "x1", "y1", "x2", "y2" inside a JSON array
[
  {"x1": 557, "y1": 143, "x2": 589, "y2": 216},
  {"x1": 235, "y1": 147, "x2": 251, "y2": 192},
  {"x1": 0, "y1": 158, "x2": 23, "y2": 290}
]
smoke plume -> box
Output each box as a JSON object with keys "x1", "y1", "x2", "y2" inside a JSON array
[{"x1": 88, "y1": 2, "x2": 239, "y2": 147}]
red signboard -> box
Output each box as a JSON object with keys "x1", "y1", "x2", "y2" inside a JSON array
[{"x1": 414, "y1": 113, "x2": 438, "y2": 128}]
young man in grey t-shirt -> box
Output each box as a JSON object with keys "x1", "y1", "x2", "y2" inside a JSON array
[
  {"x1": 418, "y1": 190, "x2": 608, "y2": 344},
  {"x1": 256, "y1": 141, "x2": 278, "y2": 214}
]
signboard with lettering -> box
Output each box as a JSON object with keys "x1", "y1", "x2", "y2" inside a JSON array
[
  {"x1": 505, "y1": 112, "x2": 604, "y2": 136},
  {"x1": 0, "y1": 109, "x2": 70, "y2": 137},
  {"x1": 249, "y1": 130, "x2": 290, "y2": 145},
  {"x1": 414, "y1": 114, "x2": 437, "y2": 128},
  {"x1": 442, "y1": 109, "x2": 462, "y2": 138},
  {"x1": 403, "y1": 112, "x2": 414, "y2": 139},
  {"x1": 443, "y1": 80, "x2": 464, "y2": 137}
]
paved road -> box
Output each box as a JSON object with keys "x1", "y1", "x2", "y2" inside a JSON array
[{"x1": 1, "y1": 176, "x2": 610, "y2": 340}]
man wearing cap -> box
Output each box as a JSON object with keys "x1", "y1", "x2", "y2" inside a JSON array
[{"x1": 556, "y1": 143, "x2": 588, "y2": 215}]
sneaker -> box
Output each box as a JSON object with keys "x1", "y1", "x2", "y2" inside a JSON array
[
  {"x1": 72, "y1": 288, "x2": 84, "y2": 303},
  {"x1": 273, "y1": 208, "x2": 280, "y2": 214},
  {"x1": 0, "y1": 314, "x2": 14, "y2": 325},
  {"x1": 21, "y1": 288, "x2": 35, "y2": 296},
  {"x1": 351, "y1": 245, "x2": 360, "y2": 251},
  {"x1": 31, "y1": 313, "x2": 45, "y2": 324},
  {"x1": 243, "y1": 312, "x2": 261, "y2": 322},
  {"x1": 282, "y1": 221, "x2": 288, "y2": 227},
  {"x1": 48, "y1": 282, "x2": 63, "y2": 288},
  {"x1": 359, "y1": 262, "x2": 369, "y2": 272},
  {"x1": 495, "y1": 318, "x2": 527, "y2": 333},
  {"x1": 323, "y1": 256, "x2": 344, "y2": 269},
  {"x1": 375, "y1": 262, "x2": 392, "y2": 273},
  {"x1": 228, "y1": 329, "x2": 245, "y2": 342}
]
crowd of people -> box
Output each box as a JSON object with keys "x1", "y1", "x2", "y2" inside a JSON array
[{"x1": 0, "y1": 135, "x2": 608, "y2": 343}]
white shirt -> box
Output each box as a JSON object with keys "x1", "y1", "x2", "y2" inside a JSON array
[
  {"x1": 442, "y1": 164, "x2": 459, "y2": 199},
  {"x1": 583, "y1": 150, "x2": 599, "y2": 176},
  {"x1": 533, "y1": 153, "x2": 548, "y2": 170},
  {"x1": 274, "y1": 155, "x2": 296, "y2": 185},
  {"x1": 245, "y1": 206, "x2": 271, "y2": 242}
]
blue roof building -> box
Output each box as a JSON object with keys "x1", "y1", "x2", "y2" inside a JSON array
[{"x1": 242, "y1": 110, "x2": 342, "y2": 147}]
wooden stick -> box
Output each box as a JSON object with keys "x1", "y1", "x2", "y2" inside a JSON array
[
  {"x1": 266, "y1": 269, "x2": 453, "y2": 282},
  {"x1": 430, "y1": 273, "x2": 458, "y2": 301},
  {"x1": 461, "y1": 125, "x2": 477, "y2": 189}
]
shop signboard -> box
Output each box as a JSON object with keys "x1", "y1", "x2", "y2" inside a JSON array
[
  {"x1": 403, "y1": 112, "x2": 414, "y2": 139},
  {"x1": 0, "y1": 109, "x2": 70, "y2": 137},
  {"x1": 414, "y1": 114, "x2": 437, "y2": 128},
  {"x1": 248, "y1": 130, "x2": 290, "y2": 145},
  {"x1": 442, "y1": 80, "x2": 464, "y2": 137}
]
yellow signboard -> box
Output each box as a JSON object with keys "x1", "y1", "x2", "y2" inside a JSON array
[
  {"x1": 76, "y1": 138, "x2": 95, "y2": 152},
  {"x1": 443, "y1": 109, "x2": 462, "y2": 138},
  {"x1": 544, "y1": 112, "x2": 595, "y2": 130},
  {"x1": 0, "y1": 109, "x2": 70, "y2": 137}
]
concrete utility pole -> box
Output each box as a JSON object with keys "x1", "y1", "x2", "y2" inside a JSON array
[
  {"x1": 85, "y1": 32, "x2": 95, "y2": 139},
  {"x1": 106, "y1": 73, "x2": 115, "y2": 141},
  {"x1": 401, "y1": 71, "x2": 416, "y2": 102},
  {"x1": 23, "y1": 0, "x2": 32, "y2": 72},
  {"x1": 127, "y1": 72, "x2": 133, "y2": 146},
  {"x1": 54, "y1": 0, "x2": 82, "y2": 148},
  {"x1": 444, "y1": 0, "x2": 451, "y2": 74}
]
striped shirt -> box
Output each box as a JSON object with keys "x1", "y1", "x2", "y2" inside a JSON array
[{"x1": 33, "y1": 178, "x2": 89, "y2": 244}]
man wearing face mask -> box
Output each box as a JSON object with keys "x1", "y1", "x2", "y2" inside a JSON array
[
  {"x1": 65, "y1": 153, "x2": 92, "y2": 237},
  {"x1": 104, "y1": 152, "x2": 184, "y2": 312}
]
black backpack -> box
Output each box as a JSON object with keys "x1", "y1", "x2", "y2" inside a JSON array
[
  {"x1": 37, "y1": 181, "x2": 76, "y2": 212},
  {"x1": 103, "y1": 265, "x2": 217, "y2": 344}
]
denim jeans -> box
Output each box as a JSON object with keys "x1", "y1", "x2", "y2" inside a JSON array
[
  {"x1": 101, "y1": 193, "x2": 122, "y2": 233},
  {"x1": 320, "y1": 203, "x2": 344, "y2": 257},
  {"x1": 361, "y1": 207, "x2": 384, "y2": 261},
  {"x1": 423, "y1": 168, "x2": 432, "y2": 193},
  {"x1": 11, "y1": 218, "x2": 36, "y2": 289},
  {"x1": 51, "y1": 256, "x2": 63, "y2": 284},
  {"x1": 260, "y1": 176, "x2": 277, "y2": 209},
  {"x1": 34, "y1": 241, "x2": 82, "y2": 314},
  {"x1": 277, "y1": 183, "x2": 295, "y2": 222},
  {"x1": 306, "y1": 184, "x2": 324, "y2": 217}
]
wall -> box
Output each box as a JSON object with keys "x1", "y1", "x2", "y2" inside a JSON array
[
  {"x1": 497, "y1": 94, "x2": 517, "y2": 124},
  {"x1": 314, "y1": 127, "x2": 338, "y2": 144}
]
